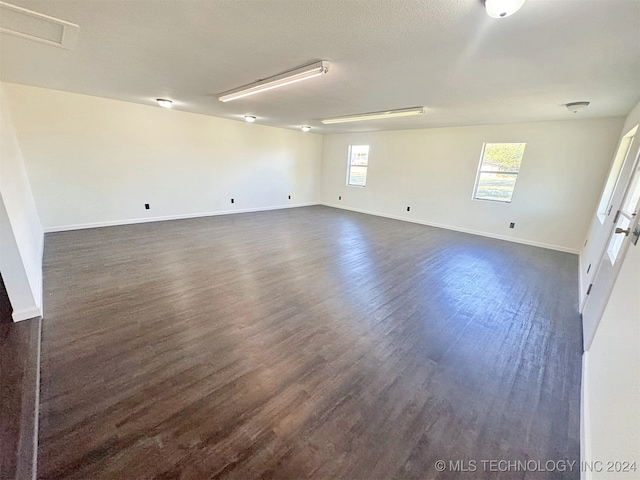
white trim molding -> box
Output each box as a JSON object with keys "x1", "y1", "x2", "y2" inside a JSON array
[
  {"x1": 580, "y1": 352, "x2": 592, "y2": 480},
  {"x1": 32, "y1": 317, "x2": 42, "y2": 480},
  {"x1": 12, "y1": 306, "x2": 42, "y2": 322}
]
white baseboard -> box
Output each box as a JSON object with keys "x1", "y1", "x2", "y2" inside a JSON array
[
  {"x1": 43, "y1": 202, "x2": 579, "y2": 255},
  {"x1": 32, "y1": 317, "x2": 41, "y2": 480},
  {"x1": 43, "y1": 203, "x2": 319, "y2": 233},
  {"x1": 321, "y1": 203, "x2": 579, "y2": 255},
  {"x1": 12, "y1": 306, "x2": 42, "y2": 322},
  {"x1": 581, "y1": 351, "x2": 592, "y2": 480},
  {"x1": 37, "y1": 232, "x2": 44, "y2": 316},
  {"x1": 578, "y1": 252, "x2": 584, "y2": 312}
]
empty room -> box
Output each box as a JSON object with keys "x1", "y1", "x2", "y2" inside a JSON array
[{"x1": 1, "y1": 0, "x2": 639, "y2": 479}]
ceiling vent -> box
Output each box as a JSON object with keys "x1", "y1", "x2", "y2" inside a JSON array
[{"x1": 0, "y1": 1, "x2": 79, "y2": 49}]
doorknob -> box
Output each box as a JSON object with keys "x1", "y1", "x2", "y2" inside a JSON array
[{"x1": 615, "y1": 227, "x2": 631, "y2": 236}]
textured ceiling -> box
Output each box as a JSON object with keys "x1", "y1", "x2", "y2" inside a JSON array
[{"x1": 1, "y1": 0, "x2": 639, "y2": 133}]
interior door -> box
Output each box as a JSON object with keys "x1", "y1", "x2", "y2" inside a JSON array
[
  {"x1": 580, "y1": 125, "x2": 639, "y2": 310},
  {"x1": 582, "y1": 153, "x2": 640, "y2": 350}
]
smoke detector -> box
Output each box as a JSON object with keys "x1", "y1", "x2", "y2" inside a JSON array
[{"x1": 566, "y1": 102, "x2": 590, "y2": 113}]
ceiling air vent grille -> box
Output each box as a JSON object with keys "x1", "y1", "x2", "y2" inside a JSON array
[{"x1": 0, "y1": 1, "x2": 79, "y2": 49}]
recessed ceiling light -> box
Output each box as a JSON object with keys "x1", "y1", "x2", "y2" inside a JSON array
[
  {"x1": 566, "y1": 101, "x2": 590, "y2": 113},
  {"x1": 156, "y1": 99, "x2": 172, "y2": 108},
  {"x1": 301, "y1": 126, "x2": 311, "y2": 132},
  {"x1": 244, "y1": 115, "x2": 256, "y2": 122},
  {"x1": 485, "y1": 0, "x2": 526, "y2": 18}
]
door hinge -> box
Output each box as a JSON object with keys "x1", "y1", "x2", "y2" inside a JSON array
[{"x1": 587, "y1": 284, "x2": 593, "y2": 295}]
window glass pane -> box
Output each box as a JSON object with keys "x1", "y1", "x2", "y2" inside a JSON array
[
  {"x1": 596, "y1": 126, "x2": 637, "y2": 221},
  {"x1": 476, "y1": 173, "x2": 517, "y2": 202},
  {"x1": 348, "y1": 145, "x2": 369, "y2": 186},
  {"x1": 350, "y1": 145, "x2": 369, "y2": 166},
  {"x1": 473, "y1": 142, "x2": 525, "y2": 202},
  {"x1": 348, "y1": 166, "x2": 367, "y2": 187},
  {"x1": 622, "y1": 165, "x2": 640, "y2": 214},
  {"x1": 481, "y1": 143, "x2": 526, "y2": 173}
]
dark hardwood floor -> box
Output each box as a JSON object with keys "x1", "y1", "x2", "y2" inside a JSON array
[
  {"x1": 38, "y1": 206, "x2": 582, "y2": 479},
  {"x1": 0, "y1": 274, "x2": 12, "y2": 324},
  {"x1": 1, "y1": 314, "x2": 40, "y2": 480}
]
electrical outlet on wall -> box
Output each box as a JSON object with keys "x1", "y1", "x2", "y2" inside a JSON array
[
  {"x1": 145, "y1": 203, "x2": 150, "y2": 210},
  {"x1": 407, "y1": 206, "x2": 411, "y2": 212},
  {"x1": 231, "y1": 198, "x2": 234, "y2": 204},
  {"x1": 509, "y1": 222, "x2": 515, "y2": 229}
]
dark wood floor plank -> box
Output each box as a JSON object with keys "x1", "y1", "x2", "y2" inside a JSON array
[
  {"x1": 38, "y1": 206, "x2": 582, "y2": 479},
  {"x1": 1, "y1": 316, "x2": 40, "y2": 480}
]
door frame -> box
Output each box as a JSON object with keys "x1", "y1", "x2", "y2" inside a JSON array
[
  {"x1": 579, "y1": 124, "x2": 640, "y2": 312},
  {"x1": 581, "y1": 147, "x2": 640, "y2": 350}
]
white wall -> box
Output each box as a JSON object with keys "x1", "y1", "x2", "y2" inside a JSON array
[
  {"x1": 579, "y1": 102, "x2": 640, "y2": 305},
  {"x1": 2, "y1": 83, "x2": 323, "y2": 231},
  {"x1": 0, "y1": 84, "x2": 44, "y2": 321},
  {"x1": 321, "y1": 118, "x2": 623, "y2": 253},
  {"x1": 5, "y1": 81, "x2": 623, "y2": 254}
]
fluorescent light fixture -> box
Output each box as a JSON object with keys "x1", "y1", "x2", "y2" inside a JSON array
[
  {"x1": 321, "y1": 107, "x2": 427, "y2": 124},
  {"x1": 485, "y1": 0, "x2": 526, "y2": 18},
  {"x1": 156, "y1": 98, "x2": 172, "y2": 108},
  {"x1": 244, "y1": 115, "x2": 256, "y2": 122},
  {"x1": 218, "y1": 61, "x2": 330, "y2": 102},
  {"x1": 301, "y1": 126, "x2": 311, "y2": 132}
]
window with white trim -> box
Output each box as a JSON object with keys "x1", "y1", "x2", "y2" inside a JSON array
[
  {"x1": 347, "y1": 145, "x2": 369, "y2": 187},
  {"x1": 596, "y1": 125, "x2": 637, "y2": 223},
  {"x1": 473, "y1": 143, "x2": 526, "y2": 203}
]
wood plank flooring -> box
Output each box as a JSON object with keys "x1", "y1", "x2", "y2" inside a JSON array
[
  {"x1": 1, "y1": 316, "x2": 40, "y2": 480},
  {"x1": 0, "y1": 274, "x2": 12, "y2": 324},
  {"x1": 38, "y1": 206, "x2": 583, "y2": 479}
]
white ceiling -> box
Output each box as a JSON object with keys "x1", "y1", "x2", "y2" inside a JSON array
[{"x1": 1, "y1": 0, "x2": 639, "y2": 133}]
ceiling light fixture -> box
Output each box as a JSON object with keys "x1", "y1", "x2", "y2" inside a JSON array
[
  {"x1": 566, "y1": 101, "x2": 590, "y2": 113},
  {"x1": 321, "y1": 107, "x2": 427, "y2": 124},
  {"x1": 301, "y1": 126, "x2": 311, "y2": 132},
  {"x1": 484, "y1": 0, "x2": 526, "y2": 18},
  {"x1": 218, "y1": 61, "x2": 330, "y2": 102},
  {"x1": 244, "y1": 115, "x2": 256, "y2": 122},
  {"x1": 156, "y1": 98, "x2": 172, "y2": 108}
]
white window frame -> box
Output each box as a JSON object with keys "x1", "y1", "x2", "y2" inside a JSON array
[
  {"x1": 595, "y1": 125, "x2": 637, "y2": 224},
  {"x1": 346, "y1": 145, "x2": 369, "y2": 187},
  {"x1": 472, "y1": 143, "x2": 526, "y2": 204}
]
